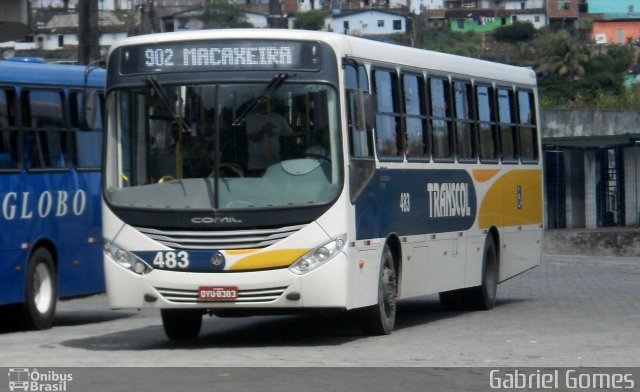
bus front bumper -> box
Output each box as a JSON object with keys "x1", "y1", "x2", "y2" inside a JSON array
[{"x1": 104, "y1": 252, "x2": 350, "y2": 311}]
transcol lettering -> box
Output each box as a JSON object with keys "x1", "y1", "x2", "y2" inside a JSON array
[{"x1": 427, "y1": 182, "x2": 471, "y2": 218}]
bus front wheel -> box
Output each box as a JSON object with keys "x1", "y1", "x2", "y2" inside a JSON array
[
  {"x1": 23, "y1": 248, "x2": 57, "y2": 330},
  {"x1": 161, "y1": 309, "x2": 203, "y2": 340},
  {"x1": 360, "y1": 244, "x2": 397, "y2": 335}
]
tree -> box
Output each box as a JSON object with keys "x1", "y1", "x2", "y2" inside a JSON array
[
  {"x1": 537, "y1": 30, "x2": 590, "y2": 80},
  {"x1": 199, "y1": 0, "x2": 253, "y2": 29},
  {"x1": 293, "y1": 10, "x2": 327, "y2": 31},
  {"x1": 494, "y1": 21, "x2": 535, "y2": 42}
]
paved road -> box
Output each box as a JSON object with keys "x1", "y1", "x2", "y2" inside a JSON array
[{"x1": 0, "y1": 255, "x2": 638, "y2": 368}]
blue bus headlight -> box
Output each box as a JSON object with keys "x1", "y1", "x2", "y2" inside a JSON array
[
  {"x1": 104, "y1": 241, "x2": 153, "y2": 275},
  {"x1": 289, "y1": 234, "x2": 347, "y2": 275}
]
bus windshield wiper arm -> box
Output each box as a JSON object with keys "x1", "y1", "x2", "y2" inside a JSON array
[
  {"x1": 232, "y1": 73, "x2": 290, "y2": 126},
  {"x1": 145, "y1": 76, "x2": 192, "y2": 134}
]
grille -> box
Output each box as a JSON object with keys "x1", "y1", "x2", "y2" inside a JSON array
[
  {"x1": 134, "y1": 224, "x2": 306, "y2": 250},
  {"x1": 155, "y1": 286, "x2": 288, "y2": 304}
]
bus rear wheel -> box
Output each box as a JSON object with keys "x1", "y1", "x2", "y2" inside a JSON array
[
  {"x1": 360, "y1": 244, "x2": 397, "y2": 335},
  {"x1": 22, "y1": 248, "x2": 57, "y2": 330},
  {"x1": 161, "y1": 309, "x2": 203, "y2": 340},
  {"x1": 464, "y1": 236, "x2": 498, "y2": 310}
]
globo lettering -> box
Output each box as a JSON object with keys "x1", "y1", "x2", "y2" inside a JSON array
[{"x1": 1, "y1": 190, "x2": 87, "y2": 220}]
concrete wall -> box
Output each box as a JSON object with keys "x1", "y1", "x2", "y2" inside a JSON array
[
  {"x1": 544, "y1": 228, "x2": 640, "y2": 256},
  {"x1": 541, "y1": 109, "x2": 640, "y2": 139}
]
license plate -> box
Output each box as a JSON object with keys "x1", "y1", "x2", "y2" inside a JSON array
[{"x1": 198, "y1": 286, "x2": 238, "y2": 301}]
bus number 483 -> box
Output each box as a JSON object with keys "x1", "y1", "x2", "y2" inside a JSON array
[{"x1": 153, "y1": 251, "x2": 189, "y2": 269}]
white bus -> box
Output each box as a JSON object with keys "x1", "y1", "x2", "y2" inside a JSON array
[{"x1": 102, "y1": 29, "x2": 543, "y2": 340}]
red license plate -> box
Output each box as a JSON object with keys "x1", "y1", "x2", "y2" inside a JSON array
[{"x1": 198, "y1": 286, "x2": 238, "y2": 301}]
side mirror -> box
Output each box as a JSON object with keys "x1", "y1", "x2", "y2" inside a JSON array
[
  {"x1": 362, "y1": 92, "x2": 377, "y2": 131},
  {"x1": 80, "y1": 89, "x2": 101, "y2": 131}
]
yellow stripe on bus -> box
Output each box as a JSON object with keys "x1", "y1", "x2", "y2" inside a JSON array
[
  {"x1": 230, "y1": 248, "x2": 311, "y2": 271},
  {"x1": 479, "y1": 169, "x2": 543, "y2": 229},
  {"x1": 472, "y1": 169, "x2": 500, "y2": 183}
]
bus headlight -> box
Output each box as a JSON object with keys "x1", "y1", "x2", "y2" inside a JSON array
[
  {"x1": 289, "y1": 234, "x2": 347, "y2": 275},
  {"x1": 104, "y1": 241, "x2": 153, "y2": 275}
]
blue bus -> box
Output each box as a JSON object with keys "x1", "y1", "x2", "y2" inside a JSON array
[{"x1": 0, "y1": 59, "x2": 105, "y2": 329}]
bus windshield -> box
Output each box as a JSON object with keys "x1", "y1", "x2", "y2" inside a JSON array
[{"x1": 104, "y1": 81, "x2": 341, "y2": 211}]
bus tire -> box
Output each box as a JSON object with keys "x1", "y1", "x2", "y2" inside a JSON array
[
  {"x1": 161, "y1": 309, "x2": 202, "y2": 340},
  {"x1": 22, "y1": 248, "x2": 57, "y2": 330},
  {"x1": 465, "y1": 236, "x2": 498, "y2": 310},
  {"x1": 360, "y1": 244, "x2": 397, "y2": 335}
]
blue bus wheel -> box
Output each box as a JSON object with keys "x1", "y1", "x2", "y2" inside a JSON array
[{"x1": 22, "y1": 248, "x2": 57, "y2": 330}]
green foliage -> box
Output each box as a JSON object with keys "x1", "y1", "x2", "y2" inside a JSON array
[
  {"x1": 293, "y1": 10, "x2": 327, "y2": 31},
  {"x1": 199, "y1": 0, "x2": 253, "y2": 29},
  {"x1": 419, "y1": 26, "x2": 481, "y2": 57},
  {"x1": 494, "y1": 21, "x2": 536, "y2": 42},
  {"x1": 537, "y1": 30, "x2": 590, "y2": 80}
]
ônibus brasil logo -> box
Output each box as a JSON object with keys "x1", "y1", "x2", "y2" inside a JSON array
[{"x1": 8, "y1": 368, "x2": 73, "y2": 392}]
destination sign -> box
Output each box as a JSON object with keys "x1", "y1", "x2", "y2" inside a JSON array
[{"x1": 119, "y1": 40, "x2": 322, "y2": 74}]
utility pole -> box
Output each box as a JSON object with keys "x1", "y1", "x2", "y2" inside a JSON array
[{"x1": 78, "y1": 0, "x2": 99, "y2": 65}]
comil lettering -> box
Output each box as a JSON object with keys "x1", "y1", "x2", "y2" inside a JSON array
[
  {"x1": 427, "y1": 182, "x2": 471, "y2": 218},
  {"x1": 1, "y1": 190, "x2": 87, "y2": 221},
  {"x1": 183, "y1": 46, "x2": 293, "y2": 67}
]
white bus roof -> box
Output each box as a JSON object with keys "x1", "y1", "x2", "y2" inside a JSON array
[{"x1": 109, "y1": 29, "x2": 536, "y2": 86}]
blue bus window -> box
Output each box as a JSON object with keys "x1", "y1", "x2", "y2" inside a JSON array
[
  {"x1": 23, "y1": 90, "x2": 68, "y2": 170},
  {"x1": 0, "y1": 89, "x2": 18, "y2": 169}
]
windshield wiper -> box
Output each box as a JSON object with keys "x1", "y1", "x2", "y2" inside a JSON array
[
  {"x1": 232, "y1": 73, "x2": 290, "y2": 127},
  {"x1": 145, "y1": 76, "x2": 192, "y2": 135}
]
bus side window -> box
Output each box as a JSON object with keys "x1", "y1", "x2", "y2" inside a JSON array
[
  {"x1": 453, "y1": 80, "x2": 477, "y2": 162},
  {"x1": 0, "y1": 88, "x2": 18, "y2": 170},
  {"x1": 517, "y1": 90, "x2": 538, "y2": 163},
  {"x1": 497, "y1": 87, "x2": 518, "y2": 163},
  {"x1": 428, "y1": 77, "x2": 454, "y2": 161},
  {"x1": 346, "y1": 64, "x2": 374, "y2": 158},
  {"x1": 476, "y1": 84, "x2": 498, "y2": 162},
  {"x1": 23, "y1": 90, "x2": 68, "y2": 170},
  {"x1": 402, "y1": 73, "x2": 429, "y2": 161},
  {"x1": 70, "y1": 90, "x2": 103, "y2": 169},
  {"x1": 373, "y1": 69, "x2": 402, "y2": 160}
]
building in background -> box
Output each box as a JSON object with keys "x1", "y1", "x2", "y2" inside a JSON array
[{"x1": 327, "y1": 9, "x2": 407, "y2": 35}]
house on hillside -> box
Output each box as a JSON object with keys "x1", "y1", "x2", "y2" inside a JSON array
[
  {"x1": 592, "y1": 17, "x2": 640, "y2": 44},
  {"x1": 161, "y1": 7, "x2": 269, "y2": 32},
  {"x1": 30, "y1": 9, "x2": 128, "y2": 51},
  {"x1": 328, "y1": 10, "x2": 406, "y2": 36},
  {"x1": 443, "y1": 0, "x2": 546, "y2": 33},
  {"x1": 588, "y1": 0, "x2": 640, "y2": 44}
]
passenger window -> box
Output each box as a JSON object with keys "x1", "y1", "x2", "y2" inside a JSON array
[
  {"x1": 517, "y1": 90, "x2": 538, "y2": 162},
  {"x1": 23, "y1": 90, "x2": 68, "y2": 170},
  {"x1": 429, "y1": 77, "x2": 453, "y2": 160},
  {"x1": 453, "y1": 81, "x2": 476, "y2": 161},
  {"x1": 374, "y1": 69, "x2": 402, "y2": 159},
  {"x1": 476, "y1": 85, "x2": 498, "y2": 162},
  {"x1": 497, "y1": 87, "x2": 518, "y2": 162},
  {"x1": 402, "y1": 73, "x2": 428, "y2": 160},
  {"x1": 0, "y1": 88, "x2": 18, "y2": 170}
]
